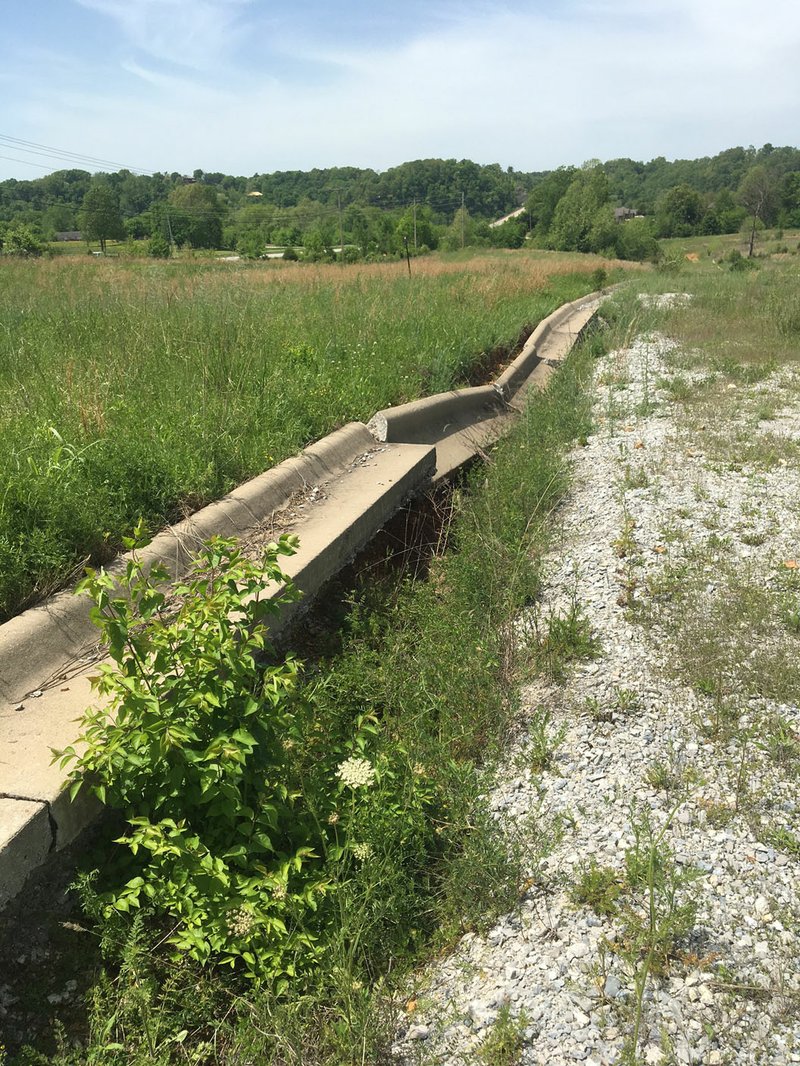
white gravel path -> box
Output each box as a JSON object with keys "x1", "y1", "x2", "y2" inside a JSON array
[{"x1": 393, "y1": 314, "x2": 800, "y2": 1065}]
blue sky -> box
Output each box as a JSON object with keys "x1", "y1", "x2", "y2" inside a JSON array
[{"x1": 2, "y1": 0, "x2": 799, "y2": 179}]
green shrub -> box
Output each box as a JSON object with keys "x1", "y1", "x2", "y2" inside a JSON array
[
  {"x1": 60, "y1": 530, "x2": 338, "y2": 983},
  {"x1": 147, "y1": 232, "x2": 171, "y2": 258}
]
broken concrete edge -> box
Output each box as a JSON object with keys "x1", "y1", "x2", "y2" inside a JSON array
[
  {"x1": 0, "y1": 422, "x2": 377, "y2": 708},
  {"x1": 0, "y1": 798, "x2": 53, "y2": 905},
  {"x1": 367, "y1": 384, "x2": 503, "y2": 445}
]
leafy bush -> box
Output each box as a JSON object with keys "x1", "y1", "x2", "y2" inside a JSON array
[
  {"x1": 60, "y1": 532, "x2": 337, "y2": 982},
  {"x1": 2, "y1": 222, "x2": 44, "y2": 257},
  {"x1": 147, "y1": 232, "x2": 171, "y2": 258},
  {"x1": 59, "y1": 529, "x2": 452, "y2": 986}
]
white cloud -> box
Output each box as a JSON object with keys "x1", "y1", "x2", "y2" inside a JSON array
[
  {"x1": 4, "y1": 0, "x2": 800, "y2": 178},
  {"x1": 74, "y1": 0, "x2": 254, "y2": 69}
]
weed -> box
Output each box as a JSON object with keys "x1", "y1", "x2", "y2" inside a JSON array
[
  {"x1": 613, "y1": 806, "x2": 699, "y2": 1062},
  {"x1": 622, "y1": 464, "x2": 650, "y2": 491},
  {"x1": 531, "y1": 599, "x2": 601, "y2": 682},
  {"x1": 756, "y1": 714, "x2": 800, "y2": 771},
  {"x1": 571, "y1": 861, "x2": 624, "y2": 917},
  {"x1": 528, "y1": 706, "x2": 567, "y2": 772},
  {"x1": 660, "y1": 374, "x2": 693, "y2": 403},
  {"x1": 740, "y1": 530, "x2": 767, "y2": 546},
  {"x1": 699, "y1": 799, "x2": 736, "y2": 828},
  {"x1": 614, "y1": 512, "x2": 638, "y2": 558},
  {"x1": 613, "y1": 688, "x2": 640, "y2": 714},
  {"x1": 584, "y1": 695, "x2": 613, "y2": 723},
  {"x1": 758, "y1": 824, "x2": 800, "y2": 859},
  {"x1": 645, "y1": 757, "x2": 684, "y2": 793},
  {"x1": 478, "y1": 1003, "x2": 529, "y2": 1066}
]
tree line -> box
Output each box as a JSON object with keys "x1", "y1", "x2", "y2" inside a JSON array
[{"x1": 1, "y1": 144, "x2": 798, "y2": 261}]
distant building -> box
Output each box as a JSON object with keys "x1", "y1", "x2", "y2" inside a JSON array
[
  {"x1": 246, "y1": 190, "x2": 263, "y2": 198},
  {"x1": 54, "y1": 231, "x2": 83, "y2": 242},
  {"x1": 614, "y1": 207, "x2": 638, "y2": 222}
]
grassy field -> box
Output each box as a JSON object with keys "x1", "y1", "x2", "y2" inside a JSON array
[
  {"x1": 0, "y1": 249, "x2": 624, "y2": 621},
  {"x1": 659, "y1": 227, "x2": 800, "y2": 265}
]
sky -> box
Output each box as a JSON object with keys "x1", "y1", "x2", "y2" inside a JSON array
[{"x1": 2, "y1": 0, "x2": 799, "y2": 180}]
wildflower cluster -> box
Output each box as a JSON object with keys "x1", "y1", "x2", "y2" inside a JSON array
[
  {"x1": 336, "y1": 756, "x2": 376, "y2": 789},
  {"x1": 227, "y1": 907, "x2": 255, "y2": 938},
  {"x1": 351, "y1": 842, "x2": 374, "y2": 861}
]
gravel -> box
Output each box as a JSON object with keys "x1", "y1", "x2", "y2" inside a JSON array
[{"x1": 392, "y1": 314, "x2": 800, "y2": 1065}]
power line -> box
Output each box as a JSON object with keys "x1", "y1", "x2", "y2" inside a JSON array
[
  {"x1": 0, "y1": 153, "x2": 55, "y2": 172},
  {"x1": 0, "y1": 133, "x2": 153, "y2": 175}
]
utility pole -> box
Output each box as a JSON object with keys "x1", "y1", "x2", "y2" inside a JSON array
[
  {"x1": 413, "y1": 199, "x2": 417, "y2": 251},
  {"x1": 165, "y1": 207, "x2": 175, "y2": 250},
  {"x1": 461, "y1": 191, "x2": 465, "y2": 250},
  {"x1": 337, "y1": 191, "x2": 344, "y2": 258}
]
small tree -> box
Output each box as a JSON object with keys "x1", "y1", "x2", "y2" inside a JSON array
[
  {"x1": 147, "y1": 231, "x2": 171, "y2": 258},
  {"x1": 2, "y1": 223, "x2": 44, "y2": 257},
  {"x1": 739, "y1": 166, "x2": 777, "y2": 257},
  {"x1": 168, "y1": 183, "x2": 225, "y2": 249},
  {"x1": 79, "y1": 179, "x2": 124, "y2": 253}
]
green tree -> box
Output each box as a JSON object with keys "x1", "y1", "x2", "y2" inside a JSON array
[
  {"x1": 617, "y1": 217, "x2": 659, "y2": 261},
  {"x1": 147, "y1": 231, "x2": 171, "y2": 258},
  {"x1": 396, "y1": 204, "x2": 437, "y2": 251},
  {"x1": 440, "y1": 206, "x2": 477, "y2": 251},
  {"x1": 79, "y1": 179, "x2": 125, "y2": 252},
  {"x1": 2, "y1": 222, "x2": 44, "y2": 256},
  {"x1": 654, "y1": 184, "x2": 704, "y2": 238},
  {"x1": 525, "y1": 167, "x2": 577, "y2": 241},
  {"x1": 780, "y1": 172, "x2": 800, "y2": 228},
  {"x1": 167, "y1": 183, "x2": 225, "y2": 249},
  {"x1": 549, "y1": 167, "x2": 610, "y2": 252}
]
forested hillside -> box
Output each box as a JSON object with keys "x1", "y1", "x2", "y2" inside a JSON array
[{"x1": 1, "y1": 144, "x2": 798, "y2": 261}]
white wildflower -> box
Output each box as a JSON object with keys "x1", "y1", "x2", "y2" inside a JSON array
[
  {"x1": 351, "y1": 842, "x2": 373, "y2": 861},
  {"x1": 336, "y1": 756, "x2": 376, "y2": 789},
  {"x1": 227, "y1": 907, "x2": 255, "y2": 938}
]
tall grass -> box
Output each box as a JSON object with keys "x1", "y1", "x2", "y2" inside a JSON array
[{"x1": 0, "y1": 252, "x2": 618, "y2": 620}]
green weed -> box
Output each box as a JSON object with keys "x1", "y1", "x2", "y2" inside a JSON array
[
  {"x1": 478, "y1": 1003, "x2": 529, "y2": 1066},
  {"x1": 527, "y1": 706, "x2": 567, "y2": 772},
  {"x1": 571, "y1": 861, "x2": 624, "y2": 917}
]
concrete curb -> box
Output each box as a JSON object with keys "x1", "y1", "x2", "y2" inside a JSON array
[
  {"x1": 368, "y1": 384, "x2": 503, "y2": 445},
  {"x1": 0, "y1": 422, "x2": 376, "y2": 708},
  {"x1": 0, "y1": 288, "x2": 606, "y2": 907},
  {"x1": 494, "y1": 291, "x2": 604, "y2": 400}
]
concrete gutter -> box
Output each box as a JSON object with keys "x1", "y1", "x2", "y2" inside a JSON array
[
  {"x1": 0, "y1": 422, "x2": 379, "y2": 709},
  {"x1": 0, "y1": 288, "x2": 606, "y2": 907}
]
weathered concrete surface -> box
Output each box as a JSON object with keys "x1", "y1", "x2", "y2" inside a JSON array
[
  {"x1": 0, "y1": 422, "x2": 376, "y2": 708},
  {"x1": 0, "y1": 799, "x2": 52, "y2": 903},
  {"x1": 494, "y1": 294, "x2": 602, "y2": 400}
]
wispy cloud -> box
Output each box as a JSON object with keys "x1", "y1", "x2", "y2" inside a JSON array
[
  {"x1": 3, "y1": 0, "x2": 800, "y2": 180},
  {"x1": 74, "y1": 0, "x2": 254, "y2": 69}
]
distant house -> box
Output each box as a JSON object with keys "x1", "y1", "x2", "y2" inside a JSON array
[
  {"x1": 614, "y1": 207, "x2": 638, "y2": 222},
  {"x1": 246, "y1": 190, "x2": 263, "y2": 198},
  {"x1": 55, "y1": 231, "x2": 83, "y2": 242}
]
